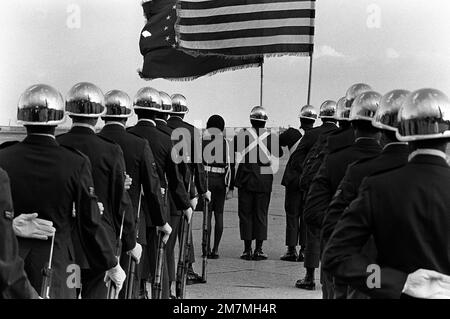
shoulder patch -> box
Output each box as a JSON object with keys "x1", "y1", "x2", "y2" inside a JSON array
[{"x1": 0, "y1": 140, "x2": 19, "y2": 150}]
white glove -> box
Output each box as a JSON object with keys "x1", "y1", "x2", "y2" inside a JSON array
[
  {"x1": 183, "y1": 207, "x2": 193, "y2": 224},
  {"x1": 124, "y1": 173, "x2": 132, "y2": 190},
  {"x1": 203, "y1": 190, "x2": 211, "y2": 202},
  {"x1": 104, "y1": 263, "x2": 126, "y2": 294},
  {"x1": 226, "y1": 190, "x2": 234, "y2": 200},
  {"x1": 127, "y1": 243, "x2": 143, "y2": 264},
  {"x1": 403, "y1": 269, "x2": 450, "y2": 299},
  {"x1": 97, "y1": 202, "x2": 104, "y2": 215},
  {"x1": 190, "y1": 197, "x2": 198, "y2": 210},
  {"x1": 13, "y1": 213, "x2": 55, "y2": 240},
  {"x1": 157, "y1": 222, "x2": 172, "y2": 244}
]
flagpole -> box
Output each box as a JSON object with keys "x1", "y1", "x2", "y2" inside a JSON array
[
  {"x1": 260, "y1": 60, "x2": 264, "y2": 106},
  {"x1": 307, "y1": 52, "x2": 313, "y2": 105}
]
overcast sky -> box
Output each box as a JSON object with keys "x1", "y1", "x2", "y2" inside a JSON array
[{"x1": 1, "y1": 0, "x2": 449, "y2": 128}]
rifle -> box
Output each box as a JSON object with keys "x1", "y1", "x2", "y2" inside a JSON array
[
  {"x1": 201, "y1": 170, "x2": 209, "y2": 283},
  {"x1": 107, "y1": 209, "x2": 126, "y2": 299},
  {"x1": 40, "y1": 232, "x2": 55, "y2": 299},
  {"x1": 125, "y1": 187, "x2": 143, "y2": 299},
  {"x1": 153, "y1": 230, "x2": 166, "y2": 299}
]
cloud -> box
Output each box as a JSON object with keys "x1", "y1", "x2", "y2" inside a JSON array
[
  {"x1": 315, "y1": 45, "x2": 346, "y2": 59},
  {"x1": 386, "y1": 48, "x2": 400, "y2": 59}
]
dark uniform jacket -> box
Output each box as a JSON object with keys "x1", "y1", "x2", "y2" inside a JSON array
[
  {"x1": 57, "y1": 126, "x2": 136, "y2": 260},
  {"x1": 322, "y1": 154, "x2": 450, "y2": 298},
  {"x1": 233, "y1": 127, "x2": 283, "y2": 194},
  {"x1": 99, "y1": 124, "x2": 167, "y2": 244},
  {"x1": 279, "y1": 127, "x2": 302, "y2": 151},
  {"x1": 0, "y1": 136, "x2": 116, "y2": 297},
  {"x1": 0, "y1": 168, "x2": 38, "y2": 299},
  {"x1": 282, "y1": 123, "x2": 337, "y2": 190},
  {"x1": 128, "y1": 120, "x2": 190, "y2": 218},
  {"x1": 322, "y1": 143, "x2": 409, "y2": 244},
  {"x1": 167, "y1": 116, "x2": 208, "y2": 196},
  {"x1": 301, "y1": 125, "x2": 355, "y2": 193},
  {"x1": 303, "y1": 137, "x2": 381, "y2": 228}
]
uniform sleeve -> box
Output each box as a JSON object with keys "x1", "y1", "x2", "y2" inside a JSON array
[
  {"x1": 303, "y1": 155, "x2": 333, "y2": 228},
  {"x1": 75, "y1": 159, "x2": 116, "y2": 271},
  {"x1": 0, "y1": 170, "x2": 39, "y2": 299},
  {"x1": 141, "y1": 142, "x2": 166, "y2": 226},
  {"x1": 321, "y1": 166, "x2": 358, "y2": 244},
  {"x1": 193, "y1": 163, "x2": 207, "y2": 195},
  {"x1": 322, "y1": 180, "x2": 408, "y2": 299},
  {"x1": 113, "y1": 149, "x2": 136, "y2": 253},
  {"x1": 166, "y1": 148, "x2": 190, "y2": 211}
]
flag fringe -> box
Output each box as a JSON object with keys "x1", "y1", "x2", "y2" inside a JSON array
[{"x1": 137, "y1": 63, "x2": 261, "y2": 82}]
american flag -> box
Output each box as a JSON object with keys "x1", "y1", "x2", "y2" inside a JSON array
[
  {"x1": 139, "y1": 0, "x2": 262, "y2": 81},
  {"x1": 175, "y1": 0, "x2": 315, "y2": 58}
]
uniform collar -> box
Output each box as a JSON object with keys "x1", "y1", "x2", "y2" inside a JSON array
[
  {"x1": 72, "y1": 123, "x2": 96, "y2": 133},
  {"x1": 383, "y1": 142, "x2": 408, "y2": 151},
  {"x1": 155, "y1": 118, "x2": 167, "y2": 125},
  {"x1": 137, "y1": 119, "x2": 156, "y2": 126},
  {"x1": 408, "y1": 149, "x2": 448, "y2": 162},
  {"x1": 23, "y1": 134, "x2": 58, "y2": 146},
  {"x1": 169, "y1": 116, "x2": 183, "y2": 122},
  {"x1": 104, "y1": 122, "x2": 126, "y2": 129}
]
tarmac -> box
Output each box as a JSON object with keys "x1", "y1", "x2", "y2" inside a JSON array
[{"x1": 185, "y1": 159, "x2": 322, "y2": 299}]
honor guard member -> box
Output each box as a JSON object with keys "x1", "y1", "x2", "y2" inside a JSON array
[
  {"x1": 0, "y1": 84, "x2": 124, "y2": 298},
  {"x1": 167, "y1": 93, "x2": 211, "y2": 284},
  {"x1": 299, "y1": 99, "x2": 345, "y2": 219},
  {"x1": 0, "y1": 168, "x2": 40, "y2": 299},
  {"x1": 280, "y1": 103, "x2": 338, "y2": 262},
  {"x1": 279, "y1": 105, "x2": 316, "y2": 261},
  {"x1": 321, "y1": 90, "x2": 411, "y2": 299},
  {"x1": 234, "y1": 106, "x2": 283, "y2": 260},
  {"x1": 202, "y1": 115, "x2": 235, "y2": 258},
  {"x1": 57, "y1": 82, "x2": 136, "y2": 298},
  {"x1": 128, "y1": 88, "x2": 192, "y2": 298},
  {"x1": 299, "y1": 91, "x2": 382, "y2": 292},
  {"x1": 323, "y1": 88, "x2": 450, "y2": 299},
  {"x1": 98, "y1": 90, "x2": 171, "y2": 298}
]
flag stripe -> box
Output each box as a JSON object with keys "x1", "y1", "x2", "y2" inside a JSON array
[
  {"x1": 179, "y1": 35, "x2": 313, "y2": 50},
  {"x1": 196, "y1": 44, "x2": 314, "y2": 56},
  {"x1": 178, "y1": 2, "x2": 314, "y2": 18},
  {"x1": 178, "y1": 18, "x2": 314, "y2": 33},
  {"x1": 179, "y1": 10, "x2": 314, "y2": 25},
  {"x1": 179, "y1": 26, "x2": 314, "y2": 41},
  {"x1": 176, "y1": 0, "x2": 315, "y2": 57},
  {"x1": 181, "y1": 0, "x2": 314, "y2": 10}
]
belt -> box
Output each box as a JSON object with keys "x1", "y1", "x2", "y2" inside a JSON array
[{"x1": 205, "y1": 166, "x2": 226, "y2": 174}]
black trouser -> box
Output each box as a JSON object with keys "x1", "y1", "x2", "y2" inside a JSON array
[
  {"x1": 142, "y1": 227, "x2": 170, "y2": 298},
  {"x1": 238, "y1": 188, "x2": 271, "y2": 241},
  {"x1": 304, "y1": 225, "x2": 321, "y2": 268},
  {"x1": 19, "y1": 238, "x2": 76, "y2": 299},
  {"x1": 284, "y1": 187, "x2": 306, "y2": 247},
  {"x1": 166, "y1": 214, "x2": 181, "y2": 282},
  {"x1": 207, "y1": 173, "x2": 227, "y2": 251}
]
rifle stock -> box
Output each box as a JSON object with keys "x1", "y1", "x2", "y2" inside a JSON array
[
  {"x1": 153, "y1": 231, "x2": 166, "y2": 299},
  {"x1": 40, "y1": 234, "x2": 55, "y2": 299},
  {"x1": 175, "y1": 216, "x2": 188, "y2": 298},
  {"x1": 201, "y1": 197, "x2": 209, "y2": 283}
]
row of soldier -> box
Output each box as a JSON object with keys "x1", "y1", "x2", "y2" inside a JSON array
[
  {"x1": 278, "y1": 83, "x2": 450, "y2": 298},
  {"x1": 0, "y1": 83, "x2": 220, "y2": 299}
]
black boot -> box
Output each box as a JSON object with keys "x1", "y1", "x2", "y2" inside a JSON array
[
  {"x1": 297, "y1": 247, "x2": 305, "y2": 262},
  {"x1": 240, "y1": 240, "x2": 253, "y2": 260},
  {"x1": 280, "y1": 246, "x2": 298, "y2": 261},
  {"x1": 295, "y1": 268, "x2": 316, "y2": 290},
  {"x1": 253, "y1": 240, "x2": 268, "y2": 261}
]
